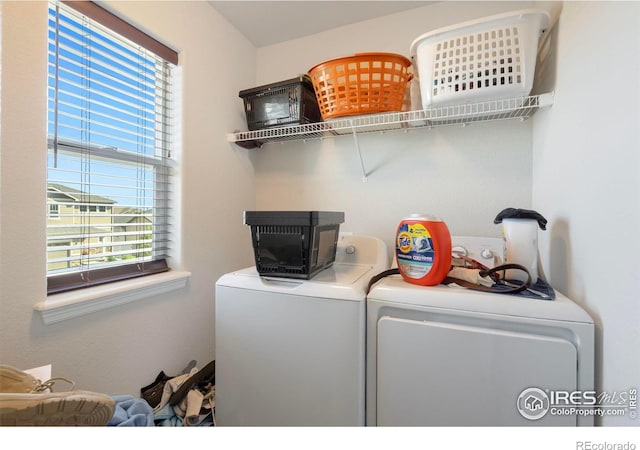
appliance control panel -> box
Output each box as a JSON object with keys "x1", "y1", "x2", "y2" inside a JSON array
[
  {"x1": 335, "y1": 233, "x2": 387, "y2": 267},
  {"x1": 451, "y1": 235, "x2": 504, "y2": 267}
]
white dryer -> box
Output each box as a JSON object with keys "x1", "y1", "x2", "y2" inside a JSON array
[
  {"x1": 366, "y1": 237, "x2": 595, "y2": 426},
  {"x1": 215, "y1": 234, "x2": 387, "y2": 426}
]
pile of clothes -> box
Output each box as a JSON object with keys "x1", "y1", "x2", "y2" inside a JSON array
[
  {"x1": 138, "y1": 360, "x2": 216, "y2": 427},
  {"x1": 0, "y1": 363, "x2": 215, "y2": 427}
]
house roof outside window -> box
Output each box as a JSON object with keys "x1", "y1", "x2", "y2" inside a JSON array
[{"x1": 47, "y1": 183, "x2": 116, "y2": 205}]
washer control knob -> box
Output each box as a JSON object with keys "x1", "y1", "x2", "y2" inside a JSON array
[
  {"x1": 480, "y1": 248, "x2": 494, "y2": 260},
  {"x1": 345, "y1": 245, "x2": 356, "y2": 255},
  {"x1": 452, "y1": 245, "x2": 467, "y2": 257}
]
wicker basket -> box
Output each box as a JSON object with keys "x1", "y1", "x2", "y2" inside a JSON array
[{"x1": 308, "y1": 53, "x2": 412, "y2": 120}]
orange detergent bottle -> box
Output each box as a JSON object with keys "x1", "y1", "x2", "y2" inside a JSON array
[{"x1": 396, "y1": 214, "x2": 452, "y2": 286}]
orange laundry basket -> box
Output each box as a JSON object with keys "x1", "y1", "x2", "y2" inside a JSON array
[{"x1": 308, "y1": 53, "x2": 412, "y2": 120}]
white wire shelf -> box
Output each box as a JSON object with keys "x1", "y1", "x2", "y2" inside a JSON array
[{"x1": 228, "y1": 92, "x2": 554, "y2": 149}]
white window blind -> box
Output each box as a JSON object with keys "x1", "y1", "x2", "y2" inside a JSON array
[{"x1": 47, "y1": 1, "x2": 177, "y2": 294}]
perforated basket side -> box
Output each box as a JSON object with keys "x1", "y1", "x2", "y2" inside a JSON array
[
  {"x1": 239, "y1": 78, "x2": 322, "y2": 130},
  {"x1": 250, "y1": 224, "x2": 310, "y2": 277},
  {"x1": 411, "y1": 9, "x2": 550, "y2": 107},
  {"x1": 308, "y1": 53, "x2": 412, "y2": 120}
]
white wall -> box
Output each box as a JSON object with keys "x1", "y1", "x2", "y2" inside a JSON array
[
  {"x1": 253, "y1": 1, "x2": 539, "y2": 257},
  {"x1": 0, "y1": 1, "x2": 256, "y2": 395},
  {"x1": 533, "y1": 1, "x2": 640, "y2": 426}
]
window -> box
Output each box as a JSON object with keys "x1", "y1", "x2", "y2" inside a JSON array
[
  {"x1": 49, "y1": 204, "x2": 60, "y2": 218},
  {"x1": 47, "y1": 1, "x2": 178, "y2": 294}
]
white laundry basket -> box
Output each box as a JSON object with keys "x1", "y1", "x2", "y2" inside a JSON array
[{"x1": 410, "y1": 9, "x2": 550, "y2": 108}]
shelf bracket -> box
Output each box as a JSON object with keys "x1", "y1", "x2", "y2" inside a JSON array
[
  {"x1": 538, "y1": 91, "x2": 555, "y2": 107},
  {"x1": 350, "y1": 120, "x2": 368, "y2": 182}
]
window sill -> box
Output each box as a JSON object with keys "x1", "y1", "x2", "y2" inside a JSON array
[{"x1": 34, "y1": 270, "x2": 191, "y2": 325}]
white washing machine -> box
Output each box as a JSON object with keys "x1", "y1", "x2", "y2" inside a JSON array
[
  {"x1": 366, "y1": 237, "x2": 595, "y2": 426},
  {"x1": 215, "y1": 234, "x2": 387, "y2": 426}
]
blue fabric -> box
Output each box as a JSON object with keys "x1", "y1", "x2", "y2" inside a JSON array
[
  {"x1": 153, "y1": 402, "x2": 183, "y2": 427},
  {"x1": 108, "y1": 395, "x2": 155, "y2": 427}
]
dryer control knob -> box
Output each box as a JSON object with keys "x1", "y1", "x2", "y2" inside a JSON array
[
  {"x1": 452, "y1": 245, "x2": 467, "y2": 257},
  {"x1": 480, "y1": 248, "x2": 494, "y2": 260}
]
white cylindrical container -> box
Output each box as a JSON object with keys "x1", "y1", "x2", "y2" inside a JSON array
[{"x1": 501, "y1": 218, "x2": 539, "y2": 282}]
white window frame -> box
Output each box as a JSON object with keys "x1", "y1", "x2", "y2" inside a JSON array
[{"x1": 37, "y1": 1, "x2": 189, "y2": 324}]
